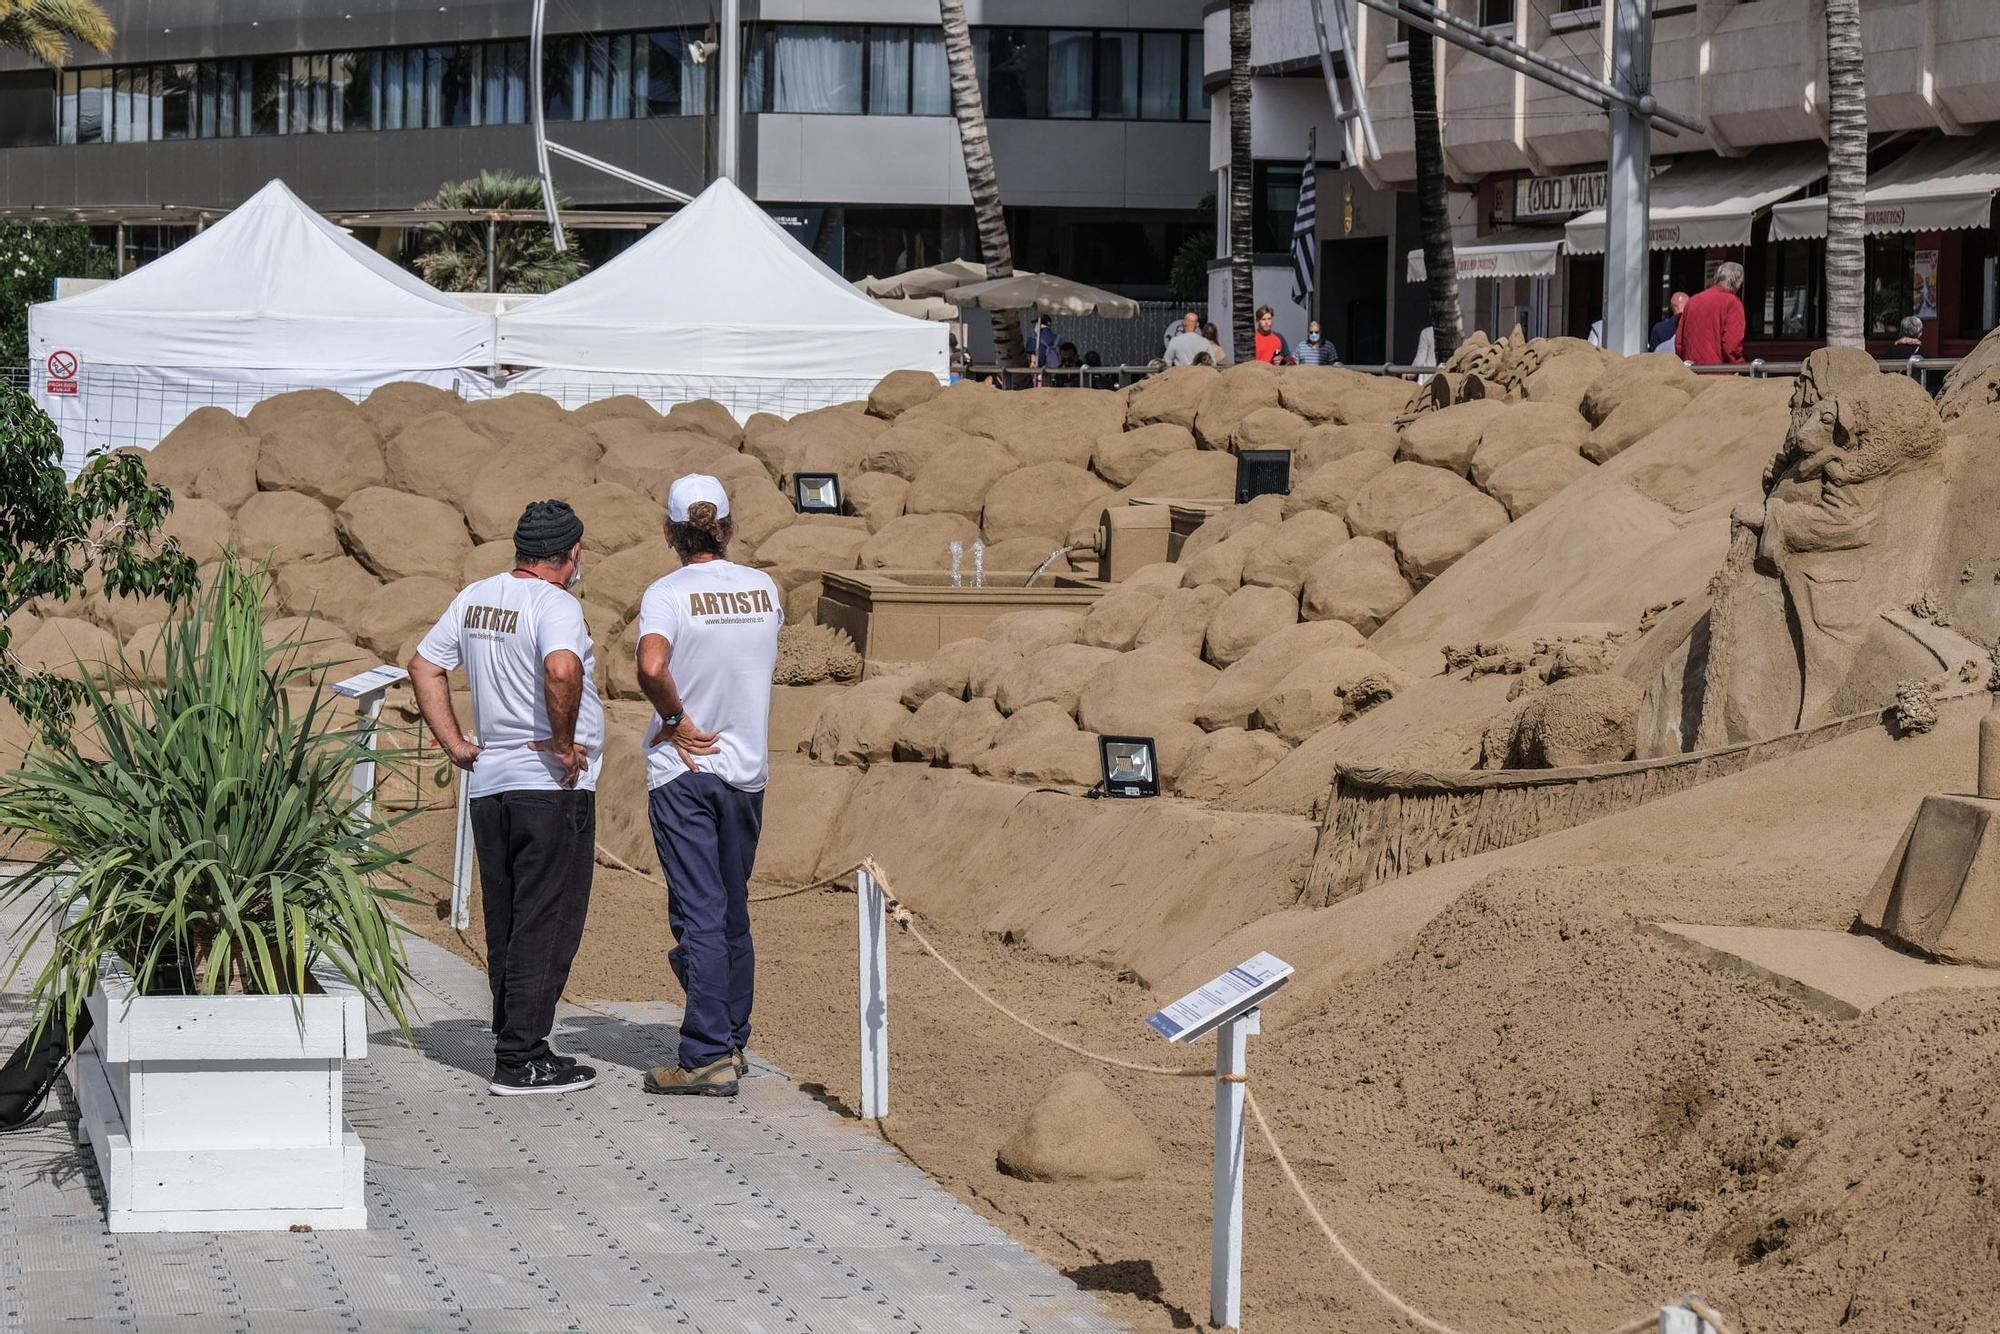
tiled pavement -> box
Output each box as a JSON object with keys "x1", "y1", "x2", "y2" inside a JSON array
[{"x1": 0, "y1": 898, "x2": 1121, "y2": 1333}]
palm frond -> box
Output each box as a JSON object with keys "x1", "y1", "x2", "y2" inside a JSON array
[{"x1": 0, "y1": 0, "x2": 114, "y2": 65}]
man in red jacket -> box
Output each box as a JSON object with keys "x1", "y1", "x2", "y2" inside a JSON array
[{"x1": 1675, "y1": 262, "x2": 1747, "y2": 366}]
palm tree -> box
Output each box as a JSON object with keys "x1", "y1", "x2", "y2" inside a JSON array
[
  {"x1": 0, "y1": 0, "x2": 115, "y2": 67},
  {"x1": 1409, "y1": 29, "x2": 1462, "y2": 361},
  {"x1": 939, "y1": 0, "x2": 1024, "y2": 369},
  {"x1": 1823, "y1": 0, "x2": 1866, "y2": 347},
  {"x1": 409, "y1": 171, "x2": 588, "y2": 295},
  {"x1": 1228, "y1": 0, "x2": 1254, "y2": 363}
]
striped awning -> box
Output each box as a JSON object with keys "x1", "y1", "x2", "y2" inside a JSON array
[
  {"x1": 1565, "y1": 144, "x2": 1826, "y2": 254},
  {"x1": 1406, "y1": 228, "x2": 1565, "y2": 282}
]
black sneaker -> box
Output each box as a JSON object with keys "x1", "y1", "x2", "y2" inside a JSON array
[{"x1": 489, "y1": 1057, "x2": 597, "y2": 1096}]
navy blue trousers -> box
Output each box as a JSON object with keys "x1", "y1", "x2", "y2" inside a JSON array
[{"x1": 648, "y1": 773, "x2": 764, "y2": 1071}]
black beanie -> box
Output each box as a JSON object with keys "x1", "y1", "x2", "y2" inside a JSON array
[{"x1": 514, "y1": 499, "x2": 584, "y2": 559}]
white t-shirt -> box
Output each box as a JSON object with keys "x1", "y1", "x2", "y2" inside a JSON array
[
  {"x1": 1163, "y1": 331, "x2": 1211, "y2": 367},
  {"x1": 636, "y1": 560, "x2": 783, "y2": 794},
  {"x1": 416, "y1": 573, "x2": 605, "y2": 798}
]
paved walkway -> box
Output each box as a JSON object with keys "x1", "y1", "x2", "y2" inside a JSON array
[{"x1": 0, "y1": 900, "x2": 1120, "y2": 1333}]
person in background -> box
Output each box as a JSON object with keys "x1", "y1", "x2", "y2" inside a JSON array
[
  {"x1": 1033, "y1": 316, "x2": 1061, "y2": 374},
  {"x1": 1081, "y1": 349, "x2": 1105, "y2": 389},
  {"x1": 1253, "y1": 305, "x2": 1293, "y2": 364},
  {"x1": 1163, "y1": 312, "x2": 1211, "y2": 368},
  {"x1": 1650, "y1": 292, "x2": 1689, "y2": 353},
  {"x1": 1294, "y1": 320, "x2": 1339, "y2": 366},
  {"x1": 636, "y1": 476, "x2": 784, "y2": 1098},
  {"x1": 410, "y1": 500, "x2": 603, "y2": 1097},
  {"x1": 1202, "y1": 321, "x2": 1231, "y2": 366},
  {"x1": 1893, "y1": 315, "x2": 1925, "y2": 350},
  {"x1": 1057, "y1": 341, "x2": 1082, "y2": 385},
  {"x1": 947, "y1": 333, "x2": 963, "y2": 384},
  {"x1": 1676, "y1": 262, "x2": 1747, "y2": 366}
]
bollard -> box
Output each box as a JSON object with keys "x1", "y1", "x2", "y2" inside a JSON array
[
  {"x1": 449, "y1": 743, "x2": 476, "y2": 931},
  {"x1": 1658, "y1": 1303, "x2": 1719, "y2": 1334},
  {"x1": 1209, "y1": 1007, "x2": 1258, "y2": 1330},
  {"x1": 856, "y1": 866, "x2": 890, "y2": 1120}
]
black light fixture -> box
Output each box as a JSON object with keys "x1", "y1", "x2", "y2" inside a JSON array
[
  {"x1": 1098, "y1": 735, "x2": 1160, "y2": 798},
  {"x1": 1235, "y1": 449, "x2": 1293, "y2": 505},
  {"x1": 794, "y1": 473, "x2": 842, "y2": 514}
]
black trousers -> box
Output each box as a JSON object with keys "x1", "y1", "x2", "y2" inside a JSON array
[{"x1": 469, "y1": 789, "x2": 595, "y2": 1065}]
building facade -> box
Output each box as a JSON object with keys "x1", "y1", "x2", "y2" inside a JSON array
[
  {"x1": 0, "y1": 0, "x2": 1213, "y2": 296},
  {"x1": 1208, "y1": 0, "x2": 2000, "y2": 363}
]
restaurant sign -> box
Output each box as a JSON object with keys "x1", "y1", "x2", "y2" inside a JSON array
[{"x1": 1515, "y1": 170, "x2": 1611, "y2": 220}]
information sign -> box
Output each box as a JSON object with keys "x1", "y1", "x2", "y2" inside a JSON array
[{"x1": 1146, "y1": 953, "x2": 1293, "y2": 1044}]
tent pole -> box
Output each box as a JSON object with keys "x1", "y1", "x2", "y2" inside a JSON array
[{"x1": 486, "y1": 218, "x2": 497, "y2": 293}]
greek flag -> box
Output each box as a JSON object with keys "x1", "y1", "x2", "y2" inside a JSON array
[{"x1": 1291, "y1": 129, "x2": 1318, "y2": 311}]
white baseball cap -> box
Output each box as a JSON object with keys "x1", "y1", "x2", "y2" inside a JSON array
[{"x1": 667, "y1": 473, "x2": 731, "y2": 522}]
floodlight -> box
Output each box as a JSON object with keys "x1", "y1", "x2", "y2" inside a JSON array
[
  {"x1": 688, "y1": 40, "x2": 719, "y2": 65},
  {"x1": 1235, "y1": 449, "x2": 1292, "y2": 505},
  {"x1": 1098, "y1": 735, "x2": 1159, "y2": 798},
  {"x1": 794, "y1": 473, "x2": 842, "y2": 514}
]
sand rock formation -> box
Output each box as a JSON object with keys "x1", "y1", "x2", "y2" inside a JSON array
[
  {"x1": 773, "y1": 623, "x2": 863, "y2": 686},
  {"x1": 1300, "y1": 537, "x2": 1414, "y2": 635},
  {"x1": 1504, "y1": 673, "x2": 1643, "y2": 767},
  {"x1": 996, "y1": 1071, "x2": 1159, "y2": 1183}
]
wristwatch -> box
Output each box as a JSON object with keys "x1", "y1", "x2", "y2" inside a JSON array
[{"x1": 661, "y1": 711, "x2": 684, "y2": 730}]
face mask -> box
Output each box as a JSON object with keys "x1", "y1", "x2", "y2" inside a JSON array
[
  {"x1": 565, "y1": 561, "x2": 582, "y2": 592},
  {"x1": 1307, "y1": 333, "x2": 1321, "y2": 343}
]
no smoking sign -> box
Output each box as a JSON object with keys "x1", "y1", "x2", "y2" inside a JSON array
[{"x1": 45, "y1": 349, "x2": 79, "y2": 395}]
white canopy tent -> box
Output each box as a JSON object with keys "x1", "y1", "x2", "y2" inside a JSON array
[
  {"x1": 29, "y1": 179, "x2": 494, "y2": 473},
  {"x1": 497, "y1": 178, "x2": 947, "y2": 418}
]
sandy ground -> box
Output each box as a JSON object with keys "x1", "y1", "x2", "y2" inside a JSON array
[{"x1": 386, "y1": 688, "x2": 2000, "y2": 1334}]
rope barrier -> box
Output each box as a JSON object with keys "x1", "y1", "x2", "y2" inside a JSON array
[{"x1": 592, "y1": 841, "x2": 855, "y2": 905}]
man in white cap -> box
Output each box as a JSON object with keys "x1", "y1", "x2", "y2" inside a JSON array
[{"x1": 634, "y1": 475, "x2": 784, "y2": 1097}]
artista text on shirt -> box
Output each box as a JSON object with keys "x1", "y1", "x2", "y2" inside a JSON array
[
  {"x1": 687, "y1": 589, "x2": 777, "y2": 619},
  {"x1": 465, "y1": 605, "x2": 522, "y2": 638}
]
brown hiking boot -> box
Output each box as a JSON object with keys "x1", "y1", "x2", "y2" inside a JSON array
[
  {"x1": 644, "y1": 1057, "x2": 739, "y2": 1097},
  {"x1": 734, "y1": 1047, "x2": 749, "y2": 1078}
]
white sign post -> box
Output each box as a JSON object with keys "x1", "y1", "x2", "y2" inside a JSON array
[
  {"x1": 1148, "y1": 952, "x2": 1294, "y2": 1332},
  {"x1": 856, "y1": 866, "x2": 889, "y2": 1119},
  {"x1": 329, "y1": 665, "x2": 408, "y2": 824},
  {"x1": 449, "y1": 737, "x2": 478, "y2": 931}
]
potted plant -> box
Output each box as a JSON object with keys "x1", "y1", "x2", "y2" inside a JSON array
[{"x1": 0, "y1": 556, "x2": 418, "y2": 1232}]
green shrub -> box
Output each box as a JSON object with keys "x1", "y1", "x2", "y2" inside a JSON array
[{"x1": 0, "y1": 556, "x2": 417, "y2": 1037}]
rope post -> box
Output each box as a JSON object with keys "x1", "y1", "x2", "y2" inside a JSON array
[
  {"x1": 1210, "y1": 1006, "x2": 1258, "y2": 1330},
  {"x1": 856, "y1": 865, "x2": 890, "y2": 1120},
  {"x1": 449, "y1": 740, "x2": 476, "y2": 931},
  {"x1": 1659, "y1": 1303, "x2": 1720, "y2": 1334},
  {"x1": 350, "y1": 692, "x2": 385, "y2": 823}
]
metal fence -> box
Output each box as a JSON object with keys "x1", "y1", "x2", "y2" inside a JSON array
[{"x1": 961, "y1": 299, "x2": 1206, "y2": 369}]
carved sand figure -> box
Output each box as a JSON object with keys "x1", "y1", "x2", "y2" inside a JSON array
[{"x1": 1693, "y1": 351, "x2": 1950, "y2": 747}]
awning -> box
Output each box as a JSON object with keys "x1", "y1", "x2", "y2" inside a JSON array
[
  {"x1": 1406, "y1": 227, "x2": 1565, "y2": 282},
  {"x1": 1770, "y1": 128, "x2": 2000, "y2": 240},
  {"x1": 1565, "y1": 144, "x2": 1827, "y2": 254}
]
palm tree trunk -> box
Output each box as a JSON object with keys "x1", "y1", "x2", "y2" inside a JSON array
[
  {"x1": 1823, "y1": 0, "x2": 1867, "y2": 348},
  {"x1": 1229, "y1": 0, "x2": 1255, "y2": 364},
  {"x1": 1409, "y1": 31, "x2": 1462, "y2": 360},
  {"x1": 940, "y1": 1, "x2": 1024, "y2": 370}
]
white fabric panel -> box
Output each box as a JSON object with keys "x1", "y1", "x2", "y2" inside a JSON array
[
  {"x1": 34, "y1": 363, "x2": 492, "y2": 477},
  {"x1": 1565, "y1": 145, "x2": 1827, "y2": 255},
  {"x1": 498, "y1": 178, "x2": 948, "y2": 385},
  {"x1": 28, "y1": 179, "x2": 494, "y2": 372},
  {"x1": 1770, "y1": 129, "x2": 2000, "y2": 240},
  {"x1": 499, "y1": 369, "x2": 887, "y2": 423},
  {"x1": 1406, "y1": 229, "x2": 1564, "y2": 282}
]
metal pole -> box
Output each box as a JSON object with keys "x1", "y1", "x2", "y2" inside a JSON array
[
  {"x1": 1602, "y1": 0, "x2": 1654, "y2": 355},
  {"x1": 717, "y1": 0, "x2": 742, "y2": 184},
  {"x1": 856, "y1": 866, "x2": 889, "y2": 1120},
  {"x1": 349, "y1": 693, "x2": 385, "y2": 823},
  {"x1": 528, "y1": 0, "x2": 567, "y2": 252},
  {"x1": 1209, "y1": 1007, "x2": 1257, "y2": 1330},
  {"x1": 485, "y1": 218, "x2": 497, "y2": 294},
  {"x1": 450, "y1": 742, "x2": 476, "y2": 931}
]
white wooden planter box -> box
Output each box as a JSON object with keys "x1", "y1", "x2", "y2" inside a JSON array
[{"x1": 68, "y1": 954, "x2": 369, "y2": 1233}]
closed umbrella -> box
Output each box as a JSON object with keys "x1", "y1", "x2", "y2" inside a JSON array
[
  {"x1": 942, "y1": 272, "x2": 1139, "y2": 319},
  {"x1": 869, "y1": 294, "x2": 960, "y2": 322}
]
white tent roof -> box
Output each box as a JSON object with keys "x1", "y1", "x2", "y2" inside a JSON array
[
  {"x1": 1565, "y1": 145, "x2": 1826, "y2": 255},
  {"x1": 1771, "y1": 128, "x2": 2000, "y2": 240},
  {"x1": 496, "y1": 177, "x2": 946, "y2": 379},
  {"x1": 28, "y1": 179, "x2": 493, "y2": 370}
]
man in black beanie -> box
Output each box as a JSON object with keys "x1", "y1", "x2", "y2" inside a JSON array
[{"x1": 409, "y1": 500, "x2": 605, "y2": 1095}]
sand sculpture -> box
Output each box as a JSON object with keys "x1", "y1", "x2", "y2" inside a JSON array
[{"x1": 1640, "y1": 351, "x2": 1974, "y2": 751}]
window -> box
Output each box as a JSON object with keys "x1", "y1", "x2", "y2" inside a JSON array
[
  {"x1": 977, "y1": 28, "x2": 1048, "y2": 119},
  {"x1": 911, "y1": 30, "x2": 948, "y2": 115},
  {"x1": 868, "y1": 28, "x2": 910, "y2": 114},
  {"x1": 1752, "y1": 236, "x2": 1824, "y2": 339},
  {"x1": 439, "y1": 45, "x2": 480, "y2": 127},
  {"x1": 646, "y1": 31, "x2": 700, "y2": 117},
  {"x1": 771, "y1": 25, "x2": 864, "y2": 114},
  {"x1": 1479, "y1": 0, "x2": 1514, "y2": 25},
  {"x1": 160, "y1": 62, "x2": 194, "y2": 139},
  {"x1": 1253, "y1": 162, "x2": 1303, "y2": 254},
  {"x1": 1095, "y1": 31, "x2": 1138, "y2": 119},
  {"x1": 1139, "y1": 32, "x2": 1182, "y2": 121},
  {"x1": 1865, "y1": 232, "x2": 1916, "y2": 337},
  {"x1": 1047, "y1": 30, "x2": 1093, "y2": 118},
  {"x1": 1186, "y1": 32, "x2": 1208, "y2": 120}
]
